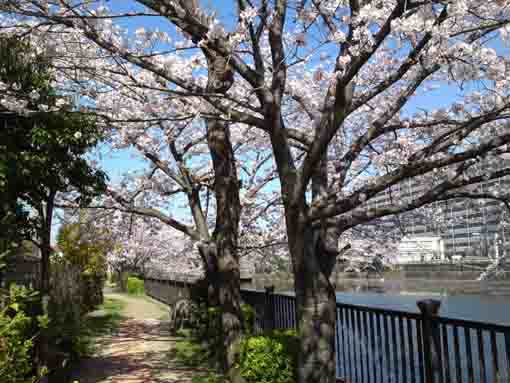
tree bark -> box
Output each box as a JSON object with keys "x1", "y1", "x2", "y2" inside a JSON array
[
  {"x1": 288, "y1": 214, "x2": 338, "y2": 383},
  {"x1": 40, "y1": 191, "x2": 55, "y2": 295},
  {"x1": 207, "y1": 117, "x2": 244, "y2": 373},
  {"x1": 203, "y1": 47, "x2": 243, "y2": 374},
  {"x1": 37, "y1": 189, "x2": 56, "y2": 370},
  {"x1": 198, "y1": 244, "x2": 219, "y2": 306}
]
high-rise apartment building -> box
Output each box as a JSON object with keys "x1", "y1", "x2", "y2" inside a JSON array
[{"x1": 365, "y1": 166, "x2": 510, "y2": 260}]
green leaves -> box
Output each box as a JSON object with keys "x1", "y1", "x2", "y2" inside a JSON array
[
  {"x1": 0, "y1": 36, "x2": 107, "y2": 246},
  {"x1": 238, "y1": 329, "x2": 298, "y2": 383},
  {"x1": 0, "y1": 284, "x2": 45, "y2": 383}
]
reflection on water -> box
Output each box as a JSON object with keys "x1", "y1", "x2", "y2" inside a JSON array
[{"x1": 336, "y1": 290, "x2": 510, "y2": 325}]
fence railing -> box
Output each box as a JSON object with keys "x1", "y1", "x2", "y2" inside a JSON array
[
  {"x1": 144, "y1": 277, "x2": 194, "y2": 306},
  {"x1": 143, "y1": 277, "x2": 510, "y2": 383},
  {"x1": 240, "y1": 287, "x2": 510, "y2": 383}
]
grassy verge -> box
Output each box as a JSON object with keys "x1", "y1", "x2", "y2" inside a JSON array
[
  {"x1": 83, "y1": 297, "x2": 127, "y2": 338},
  {"x1": 48, "y1": 298, "x2": 127, "y2": 382},
  {"x1": 165, "y1": 332, "x2": 224, "y2": 383}
]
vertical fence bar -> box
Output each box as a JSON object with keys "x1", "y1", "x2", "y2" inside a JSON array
[
  {"x1": 453, "y1": 325, "x2": 463, "y2": 383},
  {"x1": 277, "y1": 292, "x2": 281, "y2": 328},
  {"x1": 441, "y1": 324, "x2": 451, "y2": 383},
  {"x1": 280, "y1": 295, "x2": 285, "y2": 329},
  {"x1": 490, "y1": 330, "x2": 499, "y2": 383},
  {"x1": 417, "y1": 299, "x2": 441, "y2": 383},
  {"x1": 369, "y1": 312, "x2": 377, "y2": 383},
  {"x1": 505, "y1": 332, "x2": 510, "y2": 373},
  {"x1": 279, "y1": 296, "x2": 284, "y2": 328},
  {"x1": 384, "y1": 314, "x2": 392, "y2": 383},
  {"x1": 274, "y1": 295, "x2": 279, "y2": 328},
  {"x1": 417, "y1": 319, "x2": 425, "y2": 383},
  {"x1": 265, "y1": 285, "x2": 275, "y2": 331},
  {"x1": 363, "y1": 310, "x2": 370, "y2": 383},
  {"x1": 285, "y1": 296, "x2": 290, "y2": 328},
  {"x1": 465, "y1": 327, "x2": 475, "y2": 383},
  {"x1": 340, "y1": 307, "x2": 348, "y2": 380},
  {"x1": 336, "y1": 308, "x2": 342, "y2": 379},
  {"x1": 352, "y1": 309, "x2": 360, "y2": 383},
  {"x1": 391, "y1": 315, "x2": 399, "y2": 383},
  {"x1": 346, "y1": 307, "x2": 353, "y2": 381},
  {"x1": 408, "y1": 318, "x2": 416, "y2": 383},
  {"x1": 399, "y1": 316, "x2": 407, "y2": 383},
  {"x1": 377, "y1": 313, "x2": 384, "y2": 383},
  {"x1": 477, "y1": 329, "x2": 487, "y2": 383},
  {"x1": 357, "y1": 309, "x2": 365, "y2": 383}
]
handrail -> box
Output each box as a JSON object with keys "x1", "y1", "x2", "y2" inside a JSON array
[{"x1": 145, "y1": 278, "x2": 510, "y2": 383}]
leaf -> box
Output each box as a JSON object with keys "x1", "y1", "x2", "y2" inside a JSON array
[{"x1": 9, "y1": 303, "x2": 20, "y2": 312}]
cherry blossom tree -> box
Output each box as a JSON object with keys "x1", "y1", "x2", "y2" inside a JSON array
[
  {"x1": 0, "y1": 2, "x2": 280, "y2": 371},
  {"x1": 100, "y1": 211, "x2": 198, "y2": 286},
  {"x1": 4, "y1": 1, "x2": 510, "y2": 382}
]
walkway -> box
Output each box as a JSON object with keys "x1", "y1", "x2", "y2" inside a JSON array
[{"x1": 70, "y1": 292, "x2": 207, "y2": 383}]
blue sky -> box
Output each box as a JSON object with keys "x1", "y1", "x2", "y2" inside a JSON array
[
  {"x1": 49, "y1": 0, "x2": 509, "y2": 243},
  {"x1": 89, "y1": 1, "x2": 508, "y2": 200}
]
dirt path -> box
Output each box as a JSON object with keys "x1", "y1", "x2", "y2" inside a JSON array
[
  {"x1": 105, "y1": 292, "x2": 170, "y2": 320},
  {"x1": 70, "y1": 293, "x2": 206, "y2": 383}
]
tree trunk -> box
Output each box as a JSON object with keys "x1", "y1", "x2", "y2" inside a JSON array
[
  {"x1": 216, "y1": 239, "x2": 243, "y2": 373},
  {"x1": 207, "y1": 116, "x2": 243, "y2": 372},
  {"x1": 118, "y1": 270, "x2": 128, "y2": 292},
  {"x1": 204, "y1": 48, "x2": 243, "y2": 374},
  {"x1": 199, "y1": 244, "x2": 220, "y2": 306},
  {"x1": 37, "y1": 190, "x2": 55, "y2": 371},
  {"x1": 289, "y1": 221, "x2": 338, "y2": 383}
]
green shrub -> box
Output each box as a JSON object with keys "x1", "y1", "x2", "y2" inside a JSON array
[
  {"x1": 238, "y1": 329, "x2": 299, "y2": 383},
  {"x1": 242, "y1": 304, "x2": 255, "y2": 335},
  {"x1": 126, "y1": 277, "x2": 144, "y2": 295},
  {"x1": 0, "y1": 285, "x2": 48, "y2": 383},
  {"x1": 188, "y1": 303, "x2": 257, "y2": 370}
]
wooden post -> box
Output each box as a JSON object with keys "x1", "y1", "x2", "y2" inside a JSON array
[
  {"x1": 265, "y1": 285, "x2": 275, "y2": 331},
  {"x1": 417, "y1": 299, "x2": 442, "y2": 383}
]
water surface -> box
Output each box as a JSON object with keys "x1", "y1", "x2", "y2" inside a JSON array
[{"x1": 336, "y1": 291, "x2": 510, "y2": 325}]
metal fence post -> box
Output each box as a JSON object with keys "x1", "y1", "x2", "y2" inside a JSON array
[
  {"x1": 265, "y1": 285, "x2": 275, "y2": 330},
  {"x1": 417, "y1": 299, "x2": 442, "y2": 383}
]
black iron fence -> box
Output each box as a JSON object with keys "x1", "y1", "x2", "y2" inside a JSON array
[
  {"x1": 240, "y1": 288, "x2": 510, "y2": 383},
  {"x1": 144, "y1": 277, "x2": 195, "y2": 306},
  {"x1": 143, "y1": 277, "x2": 510, "y2": 383}
]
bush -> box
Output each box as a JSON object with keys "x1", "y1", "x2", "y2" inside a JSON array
[
  {"x1": 126, "y1": 276, "x2": 144, "y2": 295},
  {"x1": 237, "y1": 329, "x2": 299, "y2": 383},
  {"x1": 0, "y1": 285, "x2": 48, "y2": 383}
]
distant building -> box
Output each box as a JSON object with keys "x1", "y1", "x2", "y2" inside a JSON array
[
  {"x1": 397, "y1": 236, "x2": 445, "y2": 264},
  {"x1": 365, "y1": 161, "x2": 510, "y2": 261}
]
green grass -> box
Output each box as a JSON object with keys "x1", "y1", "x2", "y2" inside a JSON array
[
  {"x1": 172, "y1": 339, "x2": 216, "y2": 367},
  {"x1": 127, "y1": 277, "x2": 144, "y2": 296},
  {"x1": 77, "y1": 297, "x2": 127, "y2": 356},
  {"x1": 85, "y1": 298, "x2": 127, "y2": 336},
  {"x1": 163, "y1": 330, "x2": 225, "y2": 382}
]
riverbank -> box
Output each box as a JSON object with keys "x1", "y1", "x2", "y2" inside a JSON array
[{"x1": 251, "y1": 273, "x2": 510, "y2": 295}]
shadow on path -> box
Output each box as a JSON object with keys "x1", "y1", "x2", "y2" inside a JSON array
[{"x1": 70, "y1": 294, "x2": 207, "y2": 383}]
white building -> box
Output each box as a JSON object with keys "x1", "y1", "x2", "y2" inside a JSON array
[{"x1": 397, "y1": 236, "x2": 445, "y2": 264}]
